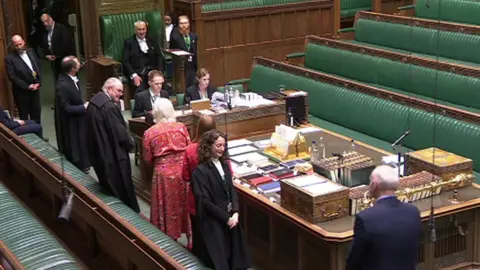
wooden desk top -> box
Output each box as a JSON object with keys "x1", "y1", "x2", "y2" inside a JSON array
[{"x1": 234, "y1": 126, "x2": 480, "y2": 242}]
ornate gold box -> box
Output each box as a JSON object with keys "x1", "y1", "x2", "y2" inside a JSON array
[
  {"x1": 405, "y1": 148, "x2": 474, "y2": 191},
  {"x1": 280, "y1": 175, "x2": 349, "y2": 223}
]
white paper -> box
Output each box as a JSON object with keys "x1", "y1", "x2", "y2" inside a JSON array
[
  {"x1": 169, "y1": 50, "x2": 191, "y2": 56},
  {"x1": 231, "y1": 152, "x2": 265, "y2": 163},
  {"x1": 298, "y1": 126, "x2": 322, "y2": 134},
  {"x1": 303, "y1": 181, "x2": 343, "y2": 196},
  {"x1": 228, "y1": 139, "x2": 253, "y2": 149},
  {"x1": 287, "y1": 175, "x2": 325, "y2": 188},
  {"x1": 228, "y1": 145, "x2": 258, "y2": 156}
]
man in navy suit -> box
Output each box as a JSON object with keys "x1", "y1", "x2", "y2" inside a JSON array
[
  {"x1": 347, "y1": 165, "x2": 422, "y2": 270},
  {"x1": 0, "y1": 105, "x2": 42, "y2": 137}
]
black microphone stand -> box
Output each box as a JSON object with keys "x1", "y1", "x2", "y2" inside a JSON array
[{"x1": 392, "y1": 130, "x2": 410, "y2": 178}]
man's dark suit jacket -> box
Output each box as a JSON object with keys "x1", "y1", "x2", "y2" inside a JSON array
[
  {"x1": 0, "y1": 107, "x2": 20, "y2": 130},
  {"x1": 41, "y1": 22, "x2": 75, "y2": 76},
  {"x1": 122, "y1": 34, "x2": 164, "y2": 79},
  {"x1": 5, "y1": 49, "x2": 41, "y2": 92},
  {"x1": 185, "y1": 84, "x2": 216, "y2": 104},
  {"x1": 132, "y1": 89, "x2": 169, "y2": 118},
  {"x1": 346, "y1": 196, "x2": 422, "y2": 270},
  {"x1": 169, "y1": 31, "x2": 198, "y2": 87}
]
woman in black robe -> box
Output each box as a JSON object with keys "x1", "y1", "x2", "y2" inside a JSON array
[{"x1": 191, "y1": 130, "x2": 251, "y2": 270}]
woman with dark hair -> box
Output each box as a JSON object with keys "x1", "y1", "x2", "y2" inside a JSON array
[
  {"x1": 182, "y1": 115, "x2": 216, "y2": 250},
  {"x1": 191, "y1": 130, "x2": 251, "y2": 270},
  {"x1": 184, "y1": 68, "x2": 216, "y2": 104},
  {"x1": 164, "y1": 11, "x2": 177, "y2": 48}
]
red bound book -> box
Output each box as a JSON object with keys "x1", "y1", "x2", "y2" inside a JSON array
[{"x1": 249, "y1": 176, "x2": 273, "y2": 187}]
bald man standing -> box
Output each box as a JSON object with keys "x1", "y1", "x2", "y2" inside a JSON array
[
  {"x1": 5, "y1": 35, "x2": 42, "y2": 124},
  {"x1": 123, "y1": 20, "x2": 164, "y2": 92},
  {"x1": 40, "y1": 13, "x2": 74, "y2": 80}
]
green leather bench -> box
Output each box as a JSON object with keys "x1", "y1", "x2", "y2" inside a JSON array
[
  {"x1": 0, "y1": 182, "x2": 81, "y2": 269},
  {"x1": 341, "y1": 11, "x2": 480, "y2": 67},
  {"x1": 399, "y1": 0, "x2": 480, "y2": 26},
  {"x1": 301, "y1": 41, "x2": 480, "y2": 113},
  {"x1": 18, "y1": 134, "x2": 209, "y2": 270},
  {"x1": 340, "y1": 0, "x2": 371, "y2": 19},
  {"x1": 202, "y1": 0, "x2": 317, "y2": 12},
  {"x1": 236, "y1": 59, "x2": 480, "y2": 174}
]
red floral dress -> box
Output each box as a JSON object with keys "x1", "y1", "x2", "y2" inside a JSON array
[{"x1": 143, "y1": 122, "x2": 192, "y2": 246}]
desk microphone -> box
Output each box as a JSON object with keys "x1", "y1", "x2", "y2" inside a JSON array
[{"x1": 392, "y1": 130, "x2": 411, "y2": 147}]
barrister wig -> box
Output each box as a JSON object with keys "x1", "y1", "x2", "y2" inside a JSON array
[{"x1": 197, "y1": 130, "x2": 229, "y2": 164}]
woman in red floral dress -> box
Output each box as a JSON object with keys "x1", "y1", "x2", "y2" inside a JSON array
[{"x1": 143, "y1": 98, "x2": 192, "y2": 246}]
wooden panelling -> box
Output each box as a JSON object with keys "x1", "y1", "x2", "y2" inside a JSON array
[
  {"x1": 97, "y1": 0, "x2": 164, "y2": 16},
  {"x1": 175, "y1": 0, "x2": 337, "y2": 86}
]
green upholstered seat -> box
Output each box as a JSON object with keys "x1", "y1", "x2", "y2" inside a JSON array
[
  {"x1": 216, "y1": 84, "x2": 245, "y2": 93},
  {"x1": 0, "y1": 183, "x2": 81, "y2": 269},
  {"x1": 202, "y1": 0, "x2": 315, "y2": 13},
  {"x1": 176, "y1": 93, "x2": 185, "y2": 106},
  {"x1": 19, "y1": 134, "x2": 208, "y2": 269},
  {"x1": 302, "y1": 42, "x2": 480, "y2": 112},
  {"x1": 340, "y1": 0, "x2": 371, "y2": 19},
  {"x1": 351, "y1": 18, "x2": 480, "y2": 65},
  {"x1": 247, "y1": 64, "x2": 480, "y2": 172},
  {"x1": 412, "y1": 0, "x2": 480, "y2": 26}
]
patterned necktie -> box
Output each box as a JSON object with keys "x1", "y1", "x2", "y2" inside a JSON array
[{"x1": 184, "y1": 34, "x2": 190, "y2": 51}]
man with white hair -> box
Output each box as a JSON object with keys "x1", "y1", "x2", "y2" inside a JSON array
[
  {"x1": 347, "y1": 165, "x2": 422, "y2": 270},
  {"x1": 85, "y1": 77, "x2": 140, "y2": 212},
  {"x1": 123, "y1": 20, "x2": 164, "y2": 92}
]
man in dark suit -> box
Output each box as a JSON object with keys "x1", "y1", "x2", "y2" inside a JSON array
[
  {"x1": 132, "y1": 70, "x2": 169, "y2": 118},
  {"x1": 123, "y1": 21, "x2": 164, "y2": 92},
  {"x1": 0, "y1": 105, "x2": 42, "y2": 137},
  {"x1": 347, "y1": 165, "x2": 422, "y2": 270},
  {"x1": 40, "y1": 13, "x2": 75, "y2": 80},
  {"x1": 55, "y1": 56, "x2": 91, "y2": 172},
  {"x1": 5, "y1": 35, "x2": 42, "y2": 124},
  {"x1": 169, "y1": 15, "x2": 198, "y2": 88}
]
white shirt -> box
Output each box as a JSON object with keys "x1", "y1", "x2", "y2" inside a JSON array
[
  {"x1": 47, "y1": 23, "x2": 55, "y2": 48},
  {"x1": 165, "y1": 25, "x2": 174, "y2": 42},
  {"x1": 212, "y1": 158, "x2": 225, "y2": 180},
  {"x1": 150, "y1": 89, "x2": 161, "y2": 107},
  {"x1": 19, "y1": 51, "x2": 34, "y2": 72},
  {"x1": 136, "y1": 37, "x2": 149, "y2": 53},
  {"x1": 67, "y1": 74, "x2": 79, "y2": 90}
]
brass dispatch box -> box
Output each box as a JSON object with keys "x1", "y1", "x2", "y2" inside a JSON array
[
  {"x1": 405, "y1": 148, "x2": 473, "y2": 191},
  {"x1": 280, "y1": 174, "x2": 349, "y2": 223}
]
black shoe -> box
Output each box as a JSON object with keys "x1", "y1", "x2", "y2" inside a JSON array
[
  {"x1": 42, "y1": 137, "x2": 49, "y2": 142},
  {"x1": 82, "y1": 167, "x2": 91, "y2": 174}
]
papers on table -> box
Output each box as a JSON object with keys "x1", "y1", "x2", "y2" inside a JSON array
[
  {"x1": 231, "y1": 152, "x2": 266, "y2": 164},
  {"x1": 228, "y1": 139, "x2": 253, "y2": 149},
  {"x1": 168, "y1": 49, "x2": 191, "y2": 56},
  {"x1": 228, "y1": 145, "x2": 258, "y2": 156},
  {"x1": 286, "y1": 175, "x2": 326, "y2": 188},
  {"x1": 303, "y1": 181, "x2": 344, "y2": 196},
  {"x1": 297, "y1": 126, "x2": 322, "y2": 134},
  {"x1": 253, "y1": 139, "x2": 271, "y2": 150}
]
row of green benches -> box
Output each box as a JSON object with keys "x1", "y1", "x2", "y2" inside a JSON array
[
  {"x1": 288, "y1": 36, "x2": 480, "y2": 113},
  {"x1": 0, "y1": 182, "x2": 81, "y2": 269},
  {"x1": 18, "y1": 133, "x2": 208, "y2": 270},
  {"x1": 231, "y1": 57, "x2": 480, "y2": 175},
  {"x1": 400, "y1": 0, "x2": 480, "y2": 26}
]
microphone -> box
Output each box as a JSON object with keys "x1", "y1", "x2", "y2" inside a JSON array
[{"x1": 392, "y1": 130, "x2": 411, "y2": 147}]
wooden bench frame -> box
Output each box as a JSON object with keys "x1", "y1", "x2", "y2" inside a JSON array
[
  {"x1": 254, "y1": 56, "x2": 480, "y2": 124},
  {"x1": 0, "y1": 126, "x2": 195, "y2": 270},
  {"x1": 0, "y1": 240, "x2": 24, "y2": 270}
]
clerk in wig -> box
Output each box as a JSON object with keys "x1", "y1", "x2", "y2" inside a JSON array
[{"x1": 191, "y1": 130, "x2": 251, "y2": 270}]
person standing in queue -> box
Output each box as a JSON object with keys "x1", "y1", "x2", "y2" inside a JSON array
[
  {"x1": 191, "y1": 130, "x2": 251, "y2": 270},
  {"x1": 181, "y1": 115, "x2": 216, "y2": 251},
  {"x1": 85, "y1": 77, "x2": 140, "y2": 213}
]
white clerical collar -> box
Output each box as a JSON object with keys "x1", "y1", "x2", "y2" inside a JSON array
[
  {"x1": 136, "y1": 36, "x2": 146, "y2": 42},
  {"x1": 67, "y1": 73, "x2": 79, "y2": 83}
]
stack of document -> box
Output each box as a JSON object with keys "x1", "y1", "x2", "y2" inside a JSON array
[
  {"x1": 228, "y1": 145, "x2": 258, "y2": 156},
  {"x1": 228, "y1": 139, "x2": 253, "y2": 148}
]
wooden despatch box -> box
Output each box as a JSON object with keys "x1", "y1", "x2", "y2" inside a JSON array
[
  {"x1": 280, "y1": 174, "x2": 349, "y2": 223},
  {"x1": 405, "y1": 148, "x2": 474, "y2": 190}
]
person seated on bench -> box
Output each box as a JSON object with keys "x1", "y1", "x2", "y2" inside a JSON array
[
  {"x1": 184, "y1": 68, "x2": 216, "y2": 105},
  {"x1": 132, "y1": 70, "x2": 169, "y2": 118},
  {"x1": 0, "y1": 105, "x2": 42, "y2": 137}
]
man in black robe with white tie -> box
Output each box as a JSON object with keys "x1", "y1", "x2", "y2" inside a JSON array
[
  {"x1": 55, "y1": 56, "x2": 90, "y2": 172},
  {"x1": 85, "y1": 77, "x2": 140, "y2": 213}
]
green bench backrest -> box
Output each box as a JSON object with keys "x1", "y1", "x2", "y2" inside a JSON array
[
  {"x1": 19, "y1": 134, "x2": 208, "y2": 269},
  {"x1": 303, "y1": 43, "x2": 480, "y2": 109},
  {"x1": 100, "y1": 11, "x2": 164, "y2": 61},
  {"x1": 249, "y1": 64, "x2": 480, "y2": 170},
  {"x1": 340, "y1": 0, "x2": 371, "y2": 18},
  {"x1": 354, "y1": 18, "x2": 480, "y2": 64},
  {"x1": 0, "y1": 183, "x2": 81, "y2": 269},
  {"x1": 415, "y1": 0, "x2": 480, "y2": 26},
  {"x1": 202, "y1": 0, "x2": 313, "y2": 13}
]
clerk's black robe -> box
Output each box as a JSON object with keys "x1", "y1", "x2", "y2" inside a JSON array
[
  {"x1": 55, "y1": 73, "x2": 90, "y2": 170},
  {"x1": 85, "y1": 92, "x2": 140, "y2": 213},
  {"x1": 191, "y1": 160, "x2": 251, "y2": 270}
]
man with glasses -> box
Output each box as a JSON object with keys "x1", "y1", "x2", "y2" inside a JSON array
[{"x1": 85, "y1": 77, "x2": 140, "y2": 213}]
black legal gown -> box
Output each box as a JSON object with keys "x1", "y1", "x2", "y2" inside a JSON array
[
  {"x1": 55, "y1": 73, "x2": 90, "y2": 170},
  {"x1": 85, "y1": 92, "x2": 140, "y2": 213},
  {"x1": 191, "y1": 160, "x2": 251, "y2": 270}
]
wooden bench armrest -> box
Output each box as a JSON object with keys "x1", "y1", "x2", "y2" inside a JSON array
[{"x1": 398, "y1": 4, "x2": 415, "y2": 10}]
